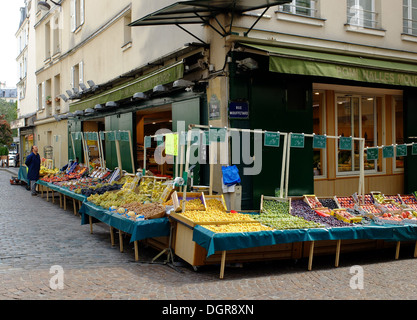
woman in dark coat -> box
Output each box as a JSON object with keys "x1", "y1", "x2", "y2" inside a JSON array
[{"x1": 25, "y1": 145, "x2": 41, "y2": 196}]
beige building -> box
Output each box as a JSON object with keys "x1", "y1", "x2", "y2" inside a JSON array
[
  {"x1": 29, "y1": 0, "x2": 417, "y2": 209},
  {"x1": 14, "y1": 0, "x2": 37, "y2": 162}
]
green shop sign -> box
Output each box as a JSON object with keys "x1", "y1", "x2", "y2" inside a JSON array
[
  {"x1": 70, "y1": 62, "x2": 184, "y2": 112},
  {"x1": 242, "y1": 44, "x2": 417, "y2": 88}
]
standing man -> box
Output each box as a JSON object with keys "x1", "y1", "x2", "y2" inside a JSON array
[{"x1": 25, "y1": 145, "x2": 41, "y2": 196}]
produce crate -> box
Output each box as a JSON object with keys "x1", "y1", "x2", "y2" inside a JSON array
[
  {"x1": 205, "y1": 194, "x2": 228, "y2": 212},
  {"x1": 373, "y1": 216, "x2": 404, "y2": 226},
  {"x1": 260, "y1": 195, "x2": 291, "y2": 214},
  {"x1": 333, "y1": 209, "x2": 362, "y2": 224},
  {"x1": 354, "y1": 204, "x2": 383, "y2": 216},
  {"x1": 303, "y1": 195, "x2": 324, "y2": 210},
  {"x1": 400, "y1": 194, "x2": 417, "y2": 205},
  {"x1": 374, "y1": 202, "x2": 402, "y2": 214},
  {"x1": 334, "y1": 196, "x2": 356, "y2": 209},
  {"x1": 383, "y1": 194, "x2": 402, "y2": 204},
  {"x1": 171, "y1": 191, "x2": 207, "y2": 212}
]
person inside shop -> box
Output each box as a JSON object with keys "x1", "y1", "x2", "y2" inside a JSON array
[{"x1": 25, "y1": 145, "x2": 41, "y2": 196}]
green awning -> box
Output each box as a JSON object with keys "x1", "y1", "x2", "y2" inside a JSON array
[
  {"x1": 70, "y1": 61, "x2": 184, "y2": 112},
  {"x1": 242, "y1": 43, "x2": 417, "y2": 87}
]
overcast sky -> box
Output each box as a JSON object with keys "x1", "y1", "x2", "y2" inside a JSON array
[{"x1": 0, "y1": 0, "x2": 25, "y2": 88}]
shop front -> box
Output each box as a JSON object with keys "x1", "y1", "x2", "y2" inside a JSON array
[
  {"x1": 225, "y1": 41, "x2": 417, "y2": 210},
  {"x1": 68, "y1": 50, "x2": 209, "y2": 183}
]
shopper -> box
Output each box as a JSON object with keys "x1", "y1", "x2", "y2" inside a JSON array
[{"x1": 25, "y1": 145, "x2": 41, "y2": 196}]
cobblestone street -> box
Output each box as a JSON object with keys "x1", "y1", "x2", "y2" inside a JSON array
[{"x1": 0, "y1": 169, "x2": 417, "y2": 303}]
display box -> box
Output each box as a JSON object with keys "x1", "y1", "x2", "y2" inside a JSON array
[
  {"x1": 205, "y1": 194, "x2": 228, "y2": 212},
  {"x1": 260, "y1": 195, "x2": 291, "y2": 214},
  {"x1": 303, "y1": 195, "x2": 325, "y2": 210},
  {"x1": 334, "y1": 196, "x2": 356, "y2": 209},
  {"x1": 333, "y1": 209, "x2": 362, "y2": 224},
  {"x1": 171, "y1": 191, "x2": 207, "y2": 212}
]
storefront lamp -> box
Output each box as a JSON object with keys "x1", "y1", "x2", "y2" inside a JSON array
[
  {"x1": 67, "y1": 112, "x2": 74, "y2": 118},
  {"x1": 94, "y1": 104, "x2": 104, "y2": 110},
  {"x1": 105, "y1": 101, "x2": 118, "y2": 107},
  {"x1": 133, "y1": 92, "x2": 148, "y2": 100},
  {"x1": 173, "y1": 79, "x2": 194, "y2": 88},
  {"x1": 74, "y1": 110, "x2": 84, "y2": 116},
  {"x1": 85, "y1": 108, "x2": 95, "y2": 114},
  {"x1": 153, "y1": 85, "x2": 167, "y2": 93},
  {"x1": 59, "y1": 94, "x2": 69, "y2": 102},
  {"x1": 87, "y1": 80, "x2": 99, "y2": 91}
]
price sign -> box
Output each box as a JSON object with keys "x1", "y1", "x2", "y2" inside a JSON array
[
  {"x1": 313, "y1": 135, "x2": 327, "y2": 149},
  {"x1": 290, "y1": 134, "x2": 305, "y2": 148},
  {"x1": 412, "y1": 143, "x2": 417, "y2": 156},
  {"x1": 107, "y1": 131, "x2": 115, "y2": 141},
  {"x1": 396, "y1": 144, "x2": 407, "y2": 157},
  {"x1": 339, "y1": 137, "x2": 352, "y2": 150},
  {"x1": 264, "y1": 132, "x2": 280, "y2": 147},
  {"x1": 144, "y1": 136, "x2": 151, "y2": 148},
  {"x1": 118, "y1": 131, "x2": 129, "y2": 142},
  {"x1": 383, "y1": 146, "x2": 394, "y2": 158},
  {"x1": 366, "y1": 148, "x2": 379, "y2": 161},
  {"x1": 165, "y1": 134, "x2": 178, "y2": 156}
]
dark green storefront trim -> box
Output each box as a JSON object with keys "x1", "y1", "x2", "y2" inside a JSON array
[{"x1": 243, "y1": 43, "x2": 417, "y2": 87}]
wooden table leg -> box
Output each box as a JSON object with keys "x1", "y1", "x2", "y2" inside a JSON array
[
  {"x1": 134, "y1": 241, "x2": 139, "y2": 261},
  {"x1": 59, "y1": 194, "x2": 62, "y2": 208},
  {"x1": 119, "y1": 230, "x2": 124, "y2": 253},
  {"x1": 52, "y1": 191, "x2": 55, "y2": 204},
  {"x1": 64, "y1": 195, "x2": 67, "y2": 210},
  {"x1": 40, "y1": 185, "x2": 44, "y2": 198},
  {"x1": 395, "y1": 241, "x2": 400, "y2": 260},
  {"x1": 335, "y1": 240, "x2": 341, "y2": 267},
  {"x1": 110, "y1": 226, "x2": 115, "y2": 246},
  {"x1": 414, "y1": 241, "x2": 417, "y2": 258},
  {"x1": 220, "y1": 250, "x2": 226, "y2": 279},
  {"x1": 73, "y1": 198, "x2": 77, "y2": 215},
  {"x1": 46, "y1": 188, "x2": 49, "y2": 202},
  {"x1": 308, "y1": 241, "x2": 315, "y2": 271},
  {"x1": 89, "y1": 215, "x2": 93, "y2": 234}
]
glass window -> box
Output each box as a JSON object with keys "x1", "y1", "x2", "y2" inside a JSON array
[
  {"x1": 281, "y1": 0, "x2": 318, "y2": 17},
  {"x1": 347, "y1": 0, "x2": 378, "y2": 28},
  {"x1": 313, "y1": 91, "x2": 326, "y2": 177},
  {"x1": 393, "y1": 96, "x2": 404, "y2": 170},
  {"x1": 403, "y1": 0, "x2": 417, "y2": 35},
  {"x1": 336, "y1": 95, "x2": 382, "y2": 174}
]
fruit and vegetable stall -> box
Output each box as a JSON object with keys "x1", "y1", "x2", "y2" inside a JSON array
[{"x1": 30, "y1": 126, "x2": 417, "y2": 279}]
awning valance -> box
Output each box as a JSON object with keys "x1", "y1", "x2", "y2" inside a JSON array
[
  {"x1": 242, "y1": 43, "x2": 417, "y2": 87},
  {"x1": 70, "y1": 61, "x2": 184, "y2": 112}
]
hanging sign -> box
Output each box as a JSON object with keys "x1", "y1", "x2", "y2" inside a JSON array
[
  {"x1": 396, "y1": 144, "x2": 408, "y2": 157},
  {"x1": 209, "y1": 95, "x2": 221, "y2": 120},
  {"x1": 412, "y1": 143, "x2": 417, "y2": 156},
  {"x1": 366, "y1": 148, "x2": 379, "y2": 161},
  {"x1": 107, "y1": 131, "x2": 115, "y2": 141},
  {"x1": 165, "y1": 134, "x2": 178, "y2": 156},
  {"x1": 264, "y1": 132, "x2": 280, "y2": 147},
  {"x1": 339, "y1": 137, "x2": 352, "y2": 150},
  {"x1": 383, "y1": 146, "x2": 394, "y2": 158},
  {"x1": 144, "y1": 136, "x2": 151, "y2": 148},
  {"x1": 290, "y1": 133, "x2": 305, "y2": 148},
  {"x1": 313, "y1": 135, "x2": 327, "y2": 149}
]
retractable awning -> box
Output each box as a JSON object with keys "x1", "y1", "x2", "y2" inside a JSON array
[
  {"x1": 129, "y1": 0, "x2": 291, "y2": 41},
  {"x1": 241, "y1": 43, "x2": 417, "y2": 87}
]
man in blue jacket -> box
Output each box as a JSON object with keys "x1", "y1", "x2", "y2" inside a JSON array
[{"x1": 25, "y1": 145, "x2": 41, "y2": 196}]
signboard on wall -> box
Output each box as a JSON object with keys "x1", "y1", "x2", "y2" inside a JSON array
[
  {"x1": 229, "y1": 100, "x2": 249, "y2": 119},
  {"x1": 209, "y1": 94, "x2": 221, "y2": 120}
]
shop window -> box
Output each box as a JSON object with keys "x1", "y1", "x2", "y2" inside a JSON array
[
  {"x1": 393, "y1": 96, "x2": 404, "y2": 171},
  {"x1": 123, "y1": 11, "x2": 132, "y2": 49},
  {"x1": 313, "y1": 90, "x2": 326, "y2": 177},
  {"x1": 336, "y1": 95, "x2": 383, "y2": 175},
  {"x1": 45, "y1": 21, "x2": 51, "y2": 60},
  {"x1": 279, "y1": 0, "x2": 319, "y2": 17},
  {"x1": 71, "y1": 61, "x2": 83, "y2": 91},
  {"x1": 347, "y1": 0, "x2": 379, "y2": 29},
  {"x1": 403, "y1": 0, "x2": 417, "y2": 35},
  {"x1": 52, "y1": 16, "x2": 60, "y2": 55},
  {"x1": 37, "y1": 82, "x2": 45, "y2": 111}
]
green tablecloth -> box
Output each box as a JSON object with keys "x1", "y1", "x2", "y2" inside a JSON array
[
  {"x1": 36, "y1": 180, "x2": 88, "y2": 202},
  {"x1": 79, "y1": 201, "x2": 171, "y2": 242},
  {"x1": 18, "y1": 166, "x2": 28, "y2": 184},
  {"x1": 193, "y1": 222, "x2": 417, "y2": 257}
]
